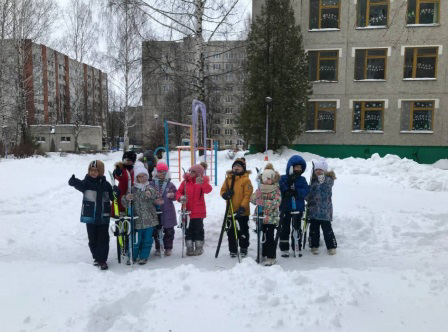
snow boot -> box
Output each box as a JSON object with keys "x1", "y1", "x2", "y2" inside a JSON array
[
  {"x1": 165, "y1": 249, "x2": 172, "y2": 256},
  {"x1": 186, "y1": 240, "x2": 195, "y2": 256},
  {"x1": 99, "y1": 262, "x2": 108, "y2": 270},
  {"x1": 139, "y1": 259, "x2": 148, "y2": 265},
  {"x1": 154, "y1": 249, "x2": 161, "y2": 256},
  {"x1": 328, "y1": 248, "x2": 336, "y2": 255},
  {"x1": 93, "y1": 260, "x2": 99, "y2": 267},
  {"x1": 281, "y1": 250, "x2": 289, "y2": 258},
  {"x1": 240, "y1": 248, "x2": 248, "y2": 258},
  {"x1": 194, "y1": 241, "x2": 204, "y2": 256},
  {"x1": 230, "y1": 252, "x2": 237, "y2": 258},
  {"x1": 264, "y1": 258, "x2": 276, "y2": 266},
  {"x1": 126, "y1": 259, "x2": 137, "y2": 265},
  {"x1": 311, "y1": 248, "x2": 319, "y2": 255}
]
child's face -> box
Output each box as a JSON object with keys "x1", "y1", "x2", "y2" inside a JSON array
[
  {"x1": 157, "y1": 171, "x2": 166, "y2": 180},
  {"x1": 89, "y1": 167, "x2": 99, "y2": 178},
  {"x1": 123, "y1": 158, "x2": 134, "y2": 166},
  {"x1": 232, "y1": 164, "x2": 243, "y2": 173},
  {"x1": 314, "y1": 169, "x2": 324, "y2": 176},
  {"x1": 137, "y1": 174, "x2": 148, "y2": 183},
  {"x1": 293, "y1": 165, "x2": 302, "y2": 173},
  {"x1": 263, "y1": 178, "x2": 273, "y2": 185},
  {"x1": 189, "y1": 169, "x2": 197, "y2": 178}
]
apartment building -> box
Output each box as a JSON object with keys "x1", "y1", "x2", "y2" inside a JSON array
[
  {"x1": 253, "y1": 0, "x2": 448, "y2": 163},
  {"x1": 142, "y1": 38, "x2": 246, "y2": 150}
]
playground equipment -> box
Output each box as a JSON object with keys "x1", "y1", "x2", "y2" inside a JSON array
[{"x1": 162, "y1": 100, "x2": 218, "y2": 185}]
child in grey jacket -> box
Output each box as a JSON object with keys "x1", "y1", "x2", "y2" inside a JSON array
[
  {"x1": 122, "y1": 162, "x2": 161, "y2": 265},
  {"x1": 307, "y1": 159, "x2": 337, "y2": 255}
]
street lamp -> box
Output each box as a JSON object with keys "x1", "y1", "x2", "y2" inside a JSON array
[{"x1": 265, "y1": 96, "x2": 272, "y2": 161}]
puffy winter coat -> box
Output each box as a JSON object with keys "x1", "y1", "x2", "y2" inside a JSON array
[
  {"x1": 220, "y1": 171, "x2": 254, "y2": 216},
  {"x1": 176, "y1": 174, "x2": 213, "y2": 219},
  {"x1": 69, "y1": 175, "x2": 113, "y2": 225},
  {"x1": 250, "y1": 184, "x2": 282, "y2": 225},
  {"x1": 279, "y1": 155, "x2": 310, "y2": 212},
  {"x1": 150, "y1": 178, "x2": 178, "y2": 228},
  {"x1": 121, "y1": 184, "x2": 160, "y2": 229},
  {"x1": 113, "y1": 162, "x2": 134, "y2": 214},
  {"x1": 307, "y1": 172, "x2": 335, "y2": 221}
]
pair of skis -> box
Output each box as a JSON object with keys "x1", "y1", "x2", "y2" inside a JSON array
[{"x1": 177, "y1": 168, "x2": 191, "y2": 258}]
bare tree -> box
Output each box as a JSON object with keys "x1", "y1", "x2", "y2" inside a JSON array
[
  {"x1": 0, "y1": 0, "x2": 57, "y2": 155},
  {"x1": 104, "y1": 0, "x2": 152, "y2": 151}
]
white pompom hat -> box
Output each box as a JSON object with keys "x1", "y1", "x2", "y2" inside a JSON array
[{"x1": 313, "y1": 159, "x2": 328, "y2": 172}]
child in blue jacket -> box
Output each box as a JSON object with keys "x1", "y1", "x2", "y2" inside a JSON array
[
  {"x1": 68, "y1": 160, "x2": 117, "y2": 270},
  {"x1": 278, "y1": 155, "x2": 310, "y2": 257},
  {"x1": 307, "y1": 159, "x2": 337, "y2": 255}
]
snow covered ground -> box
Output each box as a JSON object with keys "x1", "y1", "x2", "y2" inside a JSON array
[{"x1": 1, "y1": 149, "x2": 448, "y2": 331}]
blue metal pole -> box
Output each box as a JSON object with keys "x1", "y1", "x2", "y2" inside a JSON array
[{"x1": 164, "y1": 120, "x2": 169, "y2": 167}]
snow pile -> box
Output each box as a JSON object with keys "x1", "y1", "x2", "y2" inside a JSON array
[{"x1": 1, "y1": 150, "x2": 448, "y2": 331}]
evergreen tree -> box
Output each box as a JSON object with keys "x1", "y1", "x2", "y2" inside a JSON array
[{"x1": 238, "y1": 0, "x2": 310, "y2": 150}]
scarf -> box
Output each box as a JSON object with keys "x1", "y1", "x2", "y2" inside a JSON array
[
  {"x1": 260, "y1": 184, "x2": 277, "y2": 194},
  {"x1": 134, "y1": 181, "x2": 149, "y2": 191}
]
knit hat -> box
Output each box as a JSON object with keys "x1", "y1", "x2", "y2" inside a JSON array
[
  {"x1": 314, "y1": 159, "x2": 328, "y2": 172},
  {"x1": 189, "y1": 164, "x2": 205, "y2": 177},
  {"x1": 232, "y1": 158, "x2": 246, "y2": 171},
  {"x1": 156, "y1": 162, "x2": 169, "y2": 172},
  {"x1": 134, "y1": 162, "x2": 149, "y2": 182},
  {"x1": 122, "y1": 151, "x2": 137, "y2": 163},
  {"x1": 261, "y1": 163, "x2": 276, "y2": 182},
  {"x1": 88, "y1": 160, "x2": 105, "y2": 177}
]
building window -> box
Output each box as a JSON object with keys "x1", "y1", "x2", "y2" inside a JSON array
[
  {"x1": 237, "y1": 139, "x2": 244, "y2": 146},
  {"x1": 61, "y1": 136, "x2": 71, "y2": 142},
  {"x1": 225, "y1": 96, "x2": 234, "y2": 103},
  {"x1": 37, "y1": 137, "x2": 46, "y2": 142},
  {"x1": 309, "y1": 0, "x2": 340, "y2": 30},
  {"x1": 225, "y1": 129, "x2": 233, "y2": 135},
  {"x1": 225, "y1": 119, "x2": 234, "y2": 125},
  {"x1": 214, "y1": 118, "x2": 220, "y2": 125},
  {"x1": 403, "y1": 47, "x2": 438, "y2": 79},
  {"x1": 407, "y1": 0, "x2": 439, "y2": 25},
  {"x1": 213, "y1": 53, "x2": 221, "y2": 59},
  {"x1": 212, "y1": 129, "x2": 220, "y2": 135},
  {"x1": 226, "y1": 53, "x2": 234, "y2": 59},
  {"x1": 226, "y1": 73, "x2": 233, "y2": 81},
  {"x1": 224, "y1": 140, "x2": 233, "y2": 146},
  {"x1": 307, "y1": 101, "x2": 336, "y2": 131},
  {"x1": 401, "y1": 100, "x2": 434, "y2": 131},
  {"x1": 308, "y1": 50, "x2": 338, "y2": 82},
  {"x1": 353, "y1": 101, "x2": 384, "y2": 131},
  {"x1": 224, "y1": 108, "x2": 233, "y2": 114},
  {"x1": 357, "y1": 0, "x2": 388, "y2": 27},
  {"x1": 225, "y1": 63, "x2": 233, "y2": 70},
  {"x1": 213, "y1": 63, "x2": 221, "y2": 70},
  {"x1": 355, "y1": 49, "x2": 387, "y2": 80}
]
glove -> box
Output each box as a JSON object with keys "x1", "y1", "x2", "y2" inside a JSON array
[
  {"x1": 125, "y1": 193, "x2": 134, "y2": 201},
  {"x1": 288, "y1": 174, "x2": 298, "y2": 185},
  {"x1": 283, "y1": 189, "x2": 296, "y2": 198},
  {"x1": 113, "y1": 167, "x2": 122, "y2": 177},
  {"x1": 222, "y1": 189, "x2": 234, "y2": 200},
  {"x1": 68, "y1": 174, "x2": 76, "y2": 186},
  {"x1": 235, "y1": 207, "x2": 245, "y2": 216},
  {"x1": 113, "y1": 185, "x2": 120, "y2": 198},
  {"x1": 179, "y1": 195, "x2": 187, "y2": 204},
  {"x1": 196, "y1": 175, "x2": 204, "y2": 185}
]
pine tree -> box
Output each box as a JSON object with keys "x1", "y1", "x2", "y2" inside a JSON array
[{"x1": 238, "y1": 0, "x2": 310, "y2": 150}]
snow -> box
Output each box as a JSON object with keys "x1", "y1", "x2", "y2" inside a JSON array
[{"x1": 1, "y1": 149, "x2": 448, "y2": 331}]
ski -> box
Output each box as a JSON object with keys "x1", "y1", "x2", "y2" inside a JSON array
[
  {"x1": 215, "y1": 174, "x2": 236, "y2": 258},
  {"x1": 178, "y1": 167, "x2": 191, "y2": 258},
  {"x1": 302, "y1": 162, "x2": 314, "y2": 250},
  {"x1": 229, "y1": 200, "x2": 241, "y2": 263},
  {"x1": 291, "y1": 196, "x2": 302, "y2": 258}
]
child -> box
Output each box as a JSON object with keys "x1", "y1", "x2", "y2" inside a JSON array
[
  {"x1": 150, "y1": 161, "x2": 177, "y2": 256},
  {"x1": 139, "y1": 149, "x2": 157, "y2": 181},
  {"x1": 307, "y1": 159, "x2": 337, "y2": 255},
  {"x1": 220, "y1": 158, "x2": 254, "y2": 258},
  {"x1": 278, "y1": 155, "x2": 310, "y2": 257},
  {"x1": 68, "y1": 160, "x2": 116, "y2": 270},
  {"x1": 113, "y1": 151, "x2": 137, "y2": 217},
  {"x1": 176, "y1": 164, "x2": 213, "y2": 256},
  {"x1": 122, "y1": 162, "x2": 160, "y2": 265},
  {"x1": 250, "y1": 163, "x2": 281, "y2": 266}
]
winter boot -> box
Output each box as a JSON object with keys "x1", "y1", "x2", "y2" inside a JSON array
[
  {"x1": 311, "y1": 248, "x2": 319, "y2": 255},
  {"x1": 154, "y1": 249, "x2": 161, "y2": 256},
  {"x1": 165, "y1": 249, "x2": 172, "y2": 256},
  {"x1": 93, "y1": 260, "x2": 99, "y2": 267},
  {"x1": 194, "y1": 241, "x2": 204, "y2": 256},
  {"x1": 186, "y1": 240, "x2": 195, "y2": 256},
  {"x1": 99, "y1": 262, "x2": 108, "y2": 270},
  {"x1": 230, "y1": 252, "x2": 238, "y2": 258},
  {"x1": 281, "y1": 250, "x2": 289, "y2": 258},
  {"x1": 264, "y1": 258, "x2": 276, "y2": 266},
  {"x1": 240, "y1": 248, "x2": 248, "y2": 258},
  {"x1": 328, "y1": 248, "x2": 336, "y2": 255},
  {"x1": 139, "y1": 259, "x2": 148, "y2": 265}
]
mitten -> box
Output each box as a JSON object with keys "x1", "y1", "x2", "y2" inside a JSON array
[
  {"x1": 235, "y1": 207, "x2": 245, "y2": 216},
  {"x1": 68, "y1": 174, "x2": 76, "y2": 186},
  {"x1": 222, "y1": 189, "x2": 234, "y2": 200}
]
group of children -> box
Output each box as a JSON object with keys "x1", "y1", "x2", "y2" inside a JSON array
[{"x1": 68, "y1": 151, "x2": 337, "y2": 269}]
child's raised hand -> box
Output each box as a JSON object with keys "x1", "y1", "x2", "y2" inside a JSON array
[
  {"x1": 126, "y1": 193, "x2": 134, "y2": 201},
  {"x1": 196, "y1": 174, "x2": 204, "y2": 184},
  {"x1": 145, "y1": 190, "x2": 152, "y2": 198}
]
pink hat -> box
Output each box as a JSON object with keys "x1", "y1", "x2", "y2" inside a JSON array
[
  {"x1": 189, "y1": 164, "x2": 205, "y2": 177},
  {"x1": 157, "y1": 163, "x2": 169, "y2": 172}
]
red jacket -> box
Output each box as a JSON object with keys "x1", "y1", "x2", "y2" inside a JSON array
[
  {"x1": 113, "y1": 162, "x2": 134, "y2": 215},
  {"x1": 176, "y1": 174, "x2": 212, "y2": 219}
]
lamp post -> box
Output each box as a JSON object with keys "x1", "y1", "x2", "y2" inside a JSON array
[{"x1": 265, "y1": 96, "x2": 272, "y2": 161}]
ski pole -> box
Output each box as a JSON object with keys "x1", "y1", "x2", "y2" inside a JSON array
[
  {"x1": 215, "y1": 174, "x2": 236, "y2": 258},
  {"x1": 229, "y1": 200, "x2": 241, "y2": 263}
]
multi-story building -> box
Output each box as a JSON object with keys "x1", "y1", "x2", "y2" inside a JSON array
[
  {"x1": 0, "y1": 39, "x2": 108, "y2": 151},
  {"x1": 142, "y1": 38, "x2": 246, "y2": 150},
  {"x1": 253, "y1": 0, "x2": 448, "y2": 163}
]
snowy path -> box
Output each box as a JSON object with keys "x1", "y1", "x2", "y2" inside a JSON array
[{"x1": 1, "y1": 150, "x2": 447, "y2": 331}]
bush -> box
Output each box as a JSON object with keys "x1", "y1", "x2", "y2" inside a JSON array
[{"x1": 11, "y1": 133, "x2": 45, "y2": 158}]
